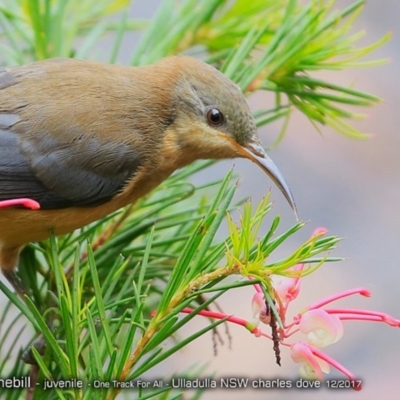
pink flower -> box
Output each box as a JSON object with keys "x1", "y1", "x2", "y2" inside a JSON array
[
  {"x1": 272, "y1": 264, "x2": 303, "y2": 306},
  {"x1": 291, "y1": 342, "x2": 330, "y2": 380},
  {"x1": 177, "y1": 227, "x2": 399, "y2": 391},
  {"x1": 251, "y1": 292, "x2": 271, "y2": 325},
  {"x1": 298, "y1": 309, "x2": 343, "y2": 347}
]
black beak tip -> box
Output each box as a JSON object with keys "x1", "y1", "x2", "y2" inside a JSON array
[{"x1": 242, "y1": 142, "x2": 298, "y2": 219}]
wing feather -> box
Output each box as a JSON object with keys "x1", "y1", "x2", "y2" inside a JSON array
[{"x1": 0, "y1": 63, "x2": 143, "y2": 210}]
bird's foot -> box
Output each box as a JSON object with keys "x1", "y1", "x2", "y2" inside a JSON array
[
  {"x1": 2, "y1": 269, "x2": 29, "y2": 298},
  {"x1": 22, "y1": 335, "x2": 47, "y2": 364},
  {"x1": 2, "y1": 269, "x2": 47, "y2": 364}
]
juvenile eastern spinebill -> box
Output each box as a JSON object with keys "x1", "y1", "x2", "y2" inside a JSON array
[{"x1": 0, "y1": 56, "x2": 296, "y2": 294}]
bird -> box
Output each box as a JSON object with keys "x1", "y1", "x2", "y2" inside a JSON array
[{"x1": 0, "y1": 56, "x2": 296, "y2": 297}]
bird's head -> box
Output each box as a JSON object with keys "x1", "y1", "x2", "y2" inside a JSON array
[{"x1": 155, "y1": 56, "x2": 297, "y2": 217}]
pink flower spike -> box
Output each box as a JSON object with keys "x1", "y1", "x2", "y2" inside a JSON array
[
  {"x1": 299, "y1": 309, "x2": 343, "y2": 347},
  {"x1": 272, "y1": 264, "x2": 304, "y2": 305},
  {"x1": 249, "y1": 278, "x2": 263, "y2": 294},
  {"x1": 311, "y1": 347, "x2": 361, "y2": 390},
  {"x1": 252, "y1": 292, "x2": 265, "y2": 316},
  {"x1": 291, "y1": 342, "x2": 329, "y2": 380},
  {"x1": 305, "y1": 288, "x2": 371, "y2": 311},
  {"x1": 252, "y1": 292, "x2": 271, "y2": 325},
  {"x1": 292, "y1": 343, "x2": 362, "y2": 390},
  {"x1": 0, "y1": 198, "x2": 40, "y2": 210},
  {"x1": 312, "y1": 227, "x2": 328, "y2": 237},
  {"x1": 326, "y1": 308, "x2": 400, "y2": 326},
  {"x1": 180, "y1": 307, "x2": 269, "y2": 337}
]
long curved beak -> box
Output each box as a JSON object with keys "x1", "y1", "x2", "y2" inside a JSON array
[{"x1": 240, "y1": 139, "x2": 298, "y2": 219}]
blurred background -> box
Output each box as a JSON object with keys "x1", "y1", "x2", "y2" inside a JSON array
[{"x1": 1, "y1": 1, "x2": 399, "y2": 400}]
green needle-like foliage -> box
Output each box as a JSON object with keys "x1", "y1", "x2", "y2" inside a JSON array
[
  {"x1": 0, "y1": 170, "x2": 340, "y2": 400},
  {"x1": 0, "y1": 1, "x2": 388, "y2": 399}
]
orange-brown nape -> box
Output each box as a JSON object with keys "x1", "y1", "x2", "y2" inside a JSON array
[{"x1": 0, "y1": 56, "x2": 296, "y2": 298}]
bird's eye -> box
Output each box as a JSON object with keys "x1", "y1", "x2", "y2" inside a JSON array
[{"x1": 206, "y1": 108, "x2": 224, "y2": 126}]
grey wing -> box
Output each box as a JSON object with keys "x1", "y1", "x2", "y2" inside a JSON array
[
  {"x1": 0, "y1": 64, "x2": 142, "y2": 210},
  {"x1": 0, "y1": 121, "x2": 142, "y2": 209}
]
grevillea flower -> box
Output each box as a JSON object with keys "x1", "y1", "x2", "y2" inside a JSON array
[
  {"x1": 252, "y1": 291, "x2": 271, "y2": 325},
  {"x1": 298, "y1": 309, "x2": 343, "y2": 347},
  {"x1": 291, "y1": 342, "x2": 330, "y2": 380},
  {"x1": 180, "y1": 227, "x2": 400, "y2": 391}
]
